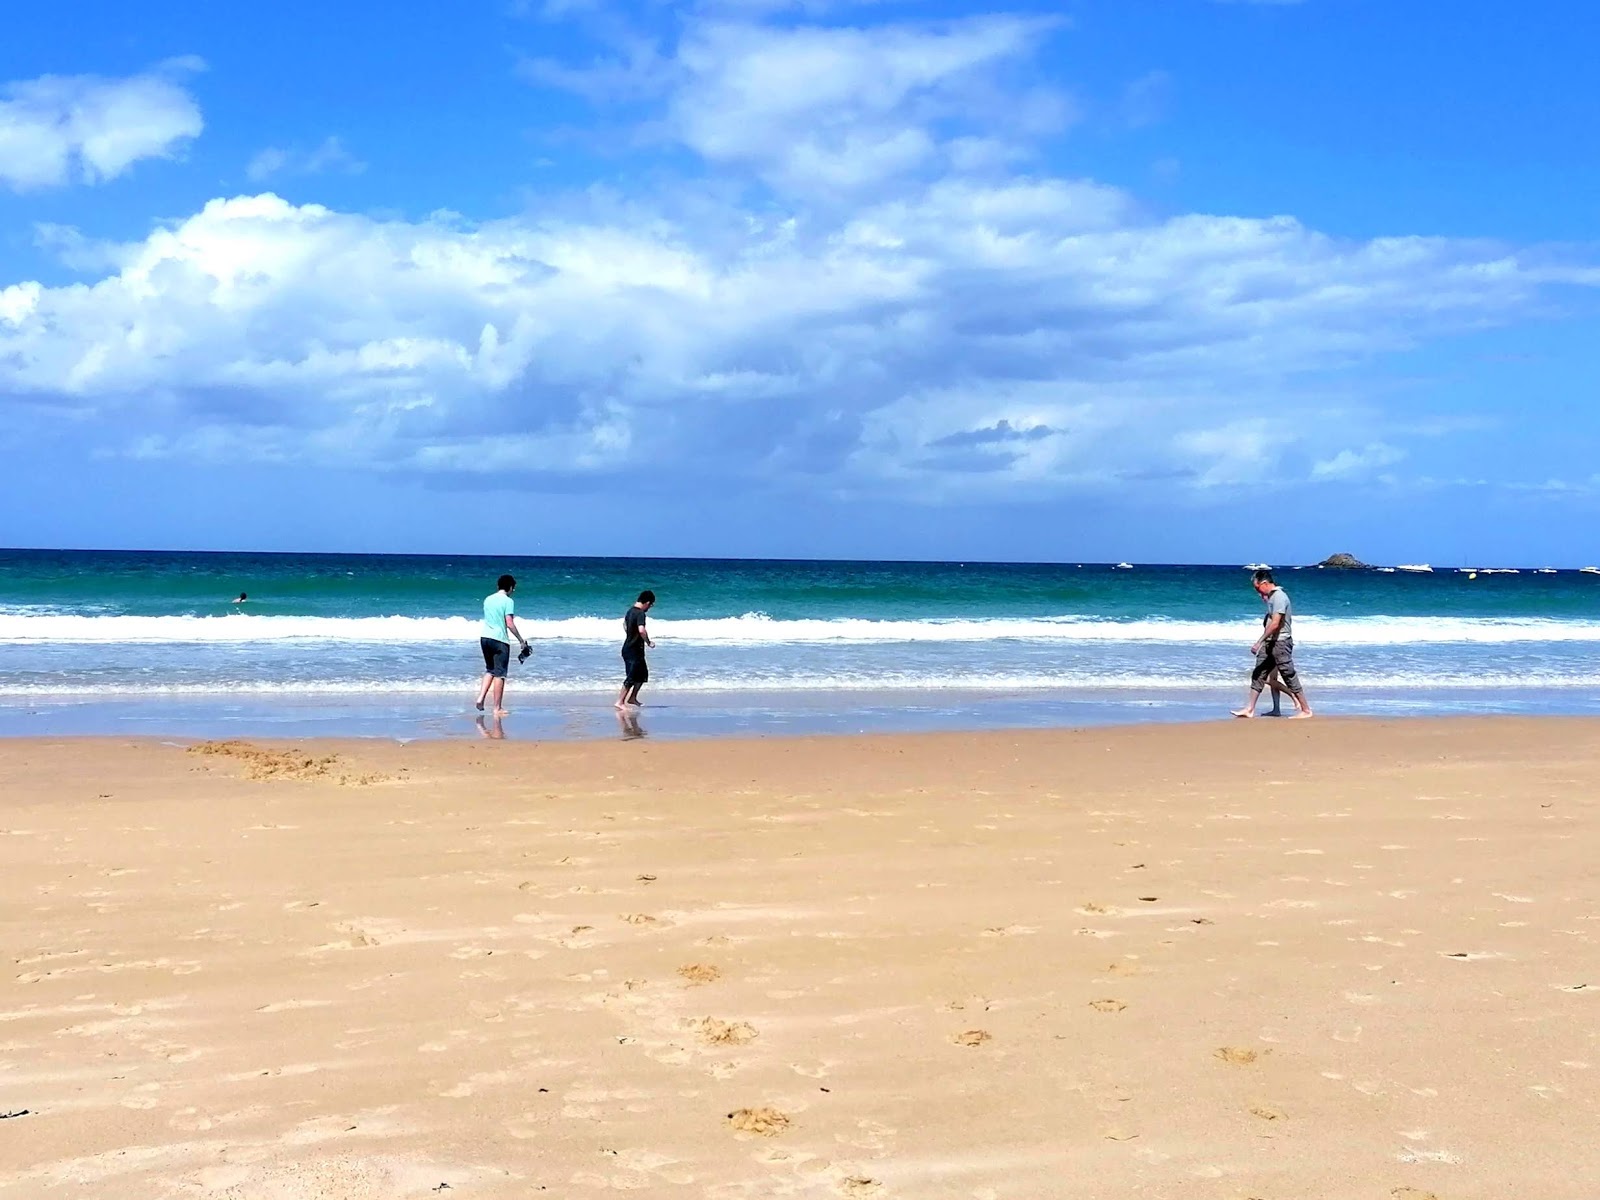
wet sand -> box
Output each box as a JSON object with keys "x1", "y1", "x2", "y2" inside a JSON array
[{"x1": 2, "y1": 718, "x2": 1597, "y2": 1198}]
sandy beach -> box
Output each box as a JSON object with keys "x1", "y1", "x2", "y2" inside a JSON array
[{"x1": 2, "y1": 718, "x2": 1596, "y2": 1199}]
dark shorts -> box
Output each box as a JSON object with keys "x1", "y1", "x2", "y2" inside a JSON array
[
  {"x1": 1251, "y1": 637, "x2": 1302, "y2": 695},
  {"x1": 622, "y1": 650, "x2": 648, "y2": 687},
  {"x1": 481, "y1": 637, "x2": 511, "y2": 679}
]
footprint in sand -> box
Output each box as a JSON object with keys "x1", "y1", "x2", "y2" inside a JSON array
[
  {"x1": 621, "y1": 913, "x2": 661, "y2": 926},
  {"x1": 1390, "y1": 1189, "x2": 1441, "y2": 1200},
  {"x1": 1215, "y1": 1047, "x2": 1263, "y2": 1065},
  {"x1": 728, "y1": 1106, "x2": 791, "y2": 1136},
  {"x1": 953, "y1": 1030, "x2": 992, "y2": 1047},
  {"x1": 678, "y1": 964, "x2": 721, "y2": 985},
  {"x1": 1089, "y1": 999, "x2": 1127, "y2": 1013},
  {"x1": 943, "y1": 997, "x2": 991, "y2": 1012},
  {"x1": 692, "y1": 1018, "x2": 758, "y2": 1046},
  {"x1": 1249, "y1": 1105, "x2": 1286, "y2": 1121},
  {"x1": 841, "y1": 1177, "x2": 882, "y2": 1196},
  {"x1": 981, "y1": 925, "x2": 1037, "y2": 937}
]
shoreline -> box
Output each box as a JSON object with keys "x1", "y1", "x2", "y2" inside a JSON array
[
  {"x1": 4, "y1": 682, "x2": 1600, "y2": 742},
  {"x1": 4, "y1": 717, "x2": 1597, "y2": 1198}
]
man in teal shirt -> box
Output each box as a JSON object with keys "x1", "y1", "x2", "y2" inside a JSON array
[{"x1": 475, "y1": 574, "x2": 530, "y2": 716}]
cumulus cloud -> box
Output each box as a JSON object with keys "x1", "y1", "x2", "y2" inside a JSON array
[
  {"x1": 0, "y1": 58, "x2": 203, "y2": 191},
  {"x1": 3, "y1": 185, "x2": 1586, "y2": 497}
]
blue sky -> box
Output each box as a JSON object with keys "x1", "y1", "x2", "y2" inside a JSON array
[{"x1": 1, "y1": 0, "x2": 1596, "y2": 564}]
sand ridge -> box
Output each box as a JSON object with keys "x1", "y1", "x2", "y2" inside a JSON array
[{"x1": 1, "y1": 718, "x2": 1598, "y2": 1197}]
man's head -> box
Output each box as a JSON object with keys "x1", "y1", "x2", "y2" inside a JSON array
[
  {"x1": 498, "y1": 574, "x2": 517, "y2": 594},
  {"x1": 637, "y1": 589, "x2": 656, "y2": 609},
  {"x1": 1251, "y1": 568, "x2": 1275, "y2": 597}
]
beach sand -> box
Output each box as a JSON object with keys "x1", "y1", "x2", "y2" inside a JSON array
[{"x1": 2, "y1": 718, "x2": 1596, "y2": 1199}]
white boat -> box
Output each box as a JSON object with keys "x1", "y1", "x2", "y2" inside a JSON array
[
  {"x1": 1243, "y1": 562, "x2": 1270, "y2": 571},
  {"x1": 1394, "y1": 564, "x2": 1433, "y2": 573},
  {"x1": 1535, "y1": 568, "x2": 1558, "y2": 574},
  {"x1": 1582, "y1": 566, "x2": 1600, "y2": 575},
  {"x1": 1376, "y1": 566, "x2": 1396, "y2": 573},
  {"x1": 1480, "y1": 568, "x2": 1520, "y2": 574},
  {"x1": 1114, "y1": 562, "x2": 1133, "y2": 570}
]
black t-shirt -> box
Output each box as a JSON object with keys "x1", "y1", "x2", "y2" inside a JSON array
[{"x1": 623, "y1": 606, "x2": 647, "y2": 654}]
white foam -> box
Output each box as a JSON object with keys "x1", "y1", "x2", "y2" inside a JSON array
[
  {"x1": 4, "y1": 611, "x2": 1600, "y2": 648},
  {"x1": 1, "y1": 670, "x2": 1599, "y2": 697}
]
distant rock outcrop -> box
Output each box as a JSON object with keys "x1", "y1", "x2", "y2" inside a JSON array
[{"x1": 1317, "y1": 552, "x2": 1370, "y2": 569}]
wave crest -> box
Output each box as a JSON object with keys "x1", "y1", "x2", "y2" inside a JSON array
[{"x1": 3, "y1": 611, "x2": 1600, "y2": 647}]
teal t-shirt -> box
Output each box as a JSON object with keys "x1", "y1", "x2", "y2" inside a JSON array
[{"x1": 481, "y1": 591, "x2": 515, "y2": 643}]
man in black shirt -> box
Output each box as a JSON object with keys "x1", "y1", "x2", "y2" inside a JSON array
[{"x1": 616, "y1": 590, "x2": 656, "y2": 709}]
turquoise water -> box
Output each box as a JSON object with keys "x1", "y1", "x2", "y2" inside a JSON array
[{"x1": 3, "y1": 549, "x2": 1599, "y2": 737}]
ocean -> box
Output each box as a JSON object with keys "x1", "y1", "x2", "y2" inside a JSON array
[{"x1": 3, "y1": 548, "x2": 1599, "y2": 739}]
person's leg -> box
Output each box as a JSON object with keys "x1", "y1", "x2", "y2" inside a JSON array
[
  {"x1": 1233, "y1": 648, "x2": 1272, "y2": 717},
  {"x1": 1273, "y1": 641, "x2": 1312, "y2": 717},
  {"x1": 491, "y1": 675, "x2": 508, "y2": 714},
  {"x1": 476, "y1": 673, "x2": 494, "y2": 710}
]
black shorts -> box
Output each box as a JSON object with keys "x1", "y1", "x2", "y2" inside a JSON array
[
  {"x1": 622, "y1": 650, "x2": 648, "y2": 687},
  {"x1": 481, "y1": 637, "x2": 511, "y2": 679}
]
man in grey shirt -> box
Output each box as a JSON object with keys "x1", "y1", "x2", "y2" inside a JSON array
[{"x1": 1233, "y1": 569, "x2": 1312, "y2": 718}]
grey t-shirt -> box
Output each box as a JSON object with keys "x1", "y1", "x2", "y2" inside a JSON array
[{"x1": 1263, "y1": 587, "x2": 1292, "y2": 639}]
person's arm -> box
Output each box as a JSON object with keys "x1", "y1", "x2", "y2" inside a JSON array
[
  {"x1": 1252, "y1": 612, "x2": 1283, "y2": 655},
  {"x1": 642, "y1": 615, "x2": 654, "y2": 649},
  {"x1": 505, "y1": 613, "x2": 528, "y2": 648}
]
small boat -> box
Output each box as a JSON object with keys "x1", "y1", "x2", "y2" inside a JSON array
[
  {"x1": 1114, "y1": 562, "x2": 1133, "y2": 570},
  {"x1": 1535, "y1": 568, "x2": 1558, "y2": 574},
  {"x1": 1243, "y1": 562, "x2": 1270, "y2": 571},
  {"x1": 1375, "y1": 567, "x2": 1395, "y2": 573},
  {"x1": 1480, "y1": 568, "x2": 1520, "y2": 574},
  {"x1": 1581, "y1": 566, "x2": 1600, "y2": 576},
  {"x1": 1394, "y1": 564, "x2": 1433, "y2": 573}
]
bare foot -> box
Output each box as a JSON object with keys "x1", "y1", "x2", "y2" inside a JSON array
[
  {"x1": 475, "y1": 701, "x2": 485, "y2": 712},
  {"x1": 493, "y1": 708, "x2": 510, "y2": 717},
  {"x1": 1287, "y1": 710, "x2": 1314, "y2": 719},
  {"x1": 1231, "y1": 709, "x2": 1256, "y2": 719},
  {"x1": 614, "y1": 701, "x2": 627, "y2": 710}
]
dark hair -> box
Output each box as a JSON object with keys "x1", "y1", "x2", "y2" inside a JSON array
[
  {"x1": 1252, "y1": 569, "x2": 1275, "y2": 585},
  {"x1": 237, "y1": 592, "x2": 247, "y2": 600},
  {"x1": 497, "y1": 574, "x2": 517, "y2": 592},
  {"x1": 637, "y1": 589, "x2": 656, "y2": 604}
]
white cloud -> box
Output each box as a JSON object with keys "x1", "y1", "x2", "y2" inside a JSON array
[
  {"x1": 1311, "y1": 442, "x2": 1406, "y2": 480},
  {"x1": 0, "y1": 59, "x2": 203, "y2": 191},
  {"x1": 674, "y1": 17, "x2": 1070, "y2": 193},
  {"x1": 246, "y1": 136, "x2": 366, "y2": 182},
  {"x1": 2, "y1": 184, "x2": 1585, "y2": 496},
  {"x1": 0, "y1": 14, "x2": 1594, "y2": 500},
  {"x1": 526, "y1": 14, "x2": 1071, "y2": 195}
]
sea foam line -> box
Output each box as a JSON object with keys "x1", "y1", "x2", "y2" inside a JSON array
[
  {"x1": 3, "y1": 671, "x2": 1600, "y2": 696},
  {"x1": 3, "y1": 612, "x2": 1600, "y2": 647}
]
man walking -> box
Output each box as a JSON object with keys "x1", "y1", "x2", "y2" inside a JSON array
[
  {"x1": 616, "y1": 590, "x2": 656, "y2": 709},
  {"x1": 1233, "y1": 569, "x2": 1312, "y2": 719},
  {"x1": 475, "y1": 574, "x2": 530, "y2": 716}
]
